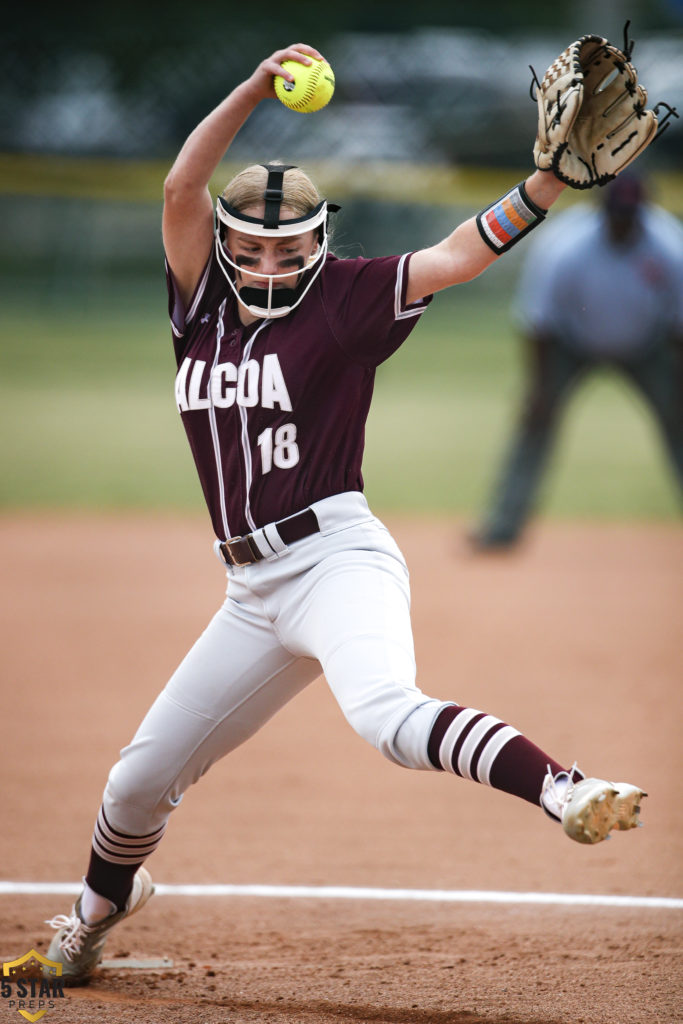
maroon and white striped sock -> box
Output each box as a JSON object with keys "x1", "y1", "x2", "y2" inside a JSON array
[
  {"x1": 427, "y1": 704, "x2": 568, "y2": 807},
  {"x1": 92, "y1": 806, "x2": 166, "y2": 865},
  {"x1": 85, "y1": 806, "x2": 166, "y2": 911}
]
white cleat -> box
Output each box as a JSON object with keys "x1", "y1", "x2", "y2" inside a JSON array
[
  {"x1": 45, "y1": 867, "x2": 154, "y2": 986},
  {"x1": 541, "y1": 769, "x2": 647, "y2": 845},
  {"x1": 611, "y1": 782, "x2": 648, "y2": 832}
]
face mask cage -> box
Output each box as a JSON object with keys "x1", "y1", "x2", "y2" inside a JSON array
[
  {"x1": 214, "y1": 164, "x2": 338, "y2": 319},
  {"x1": 214, "y1": 201, "x2": 329, "y2": 319}
]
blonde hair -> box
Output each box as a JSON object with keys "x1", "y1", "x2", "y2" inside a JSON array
[{"x1": 222, "y1": 164, "x2": 321, "y2": 217}]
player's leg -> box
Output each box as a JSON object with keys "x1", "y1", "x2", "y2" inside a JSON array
[
  {"x1": 473, "y1": 336, "x2": 586, "y2": 548},
  {"x1": 281, "y1": 524, "x2": 565, "y2": 780},
  {"x1": 281, "y1": 520, "x2": 645, "y2": 844},
  {"x1": 45, "y1": 585, "x2": 321, "y2": 983},
  {"x1": 620, "y1": 341, "x2": 683, "y2": 494}
]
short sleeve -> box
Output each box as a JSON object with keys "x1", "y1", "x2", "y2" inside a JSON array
[
  {"x1": 513, "y1": 205, "x2": 594, "y2": 334},
  {"x1": 165, "y1": 249, "x2": 217, "y2": 363},
  {"x1": 320, "y1": 252, "x2": 432, "y2": 366}
]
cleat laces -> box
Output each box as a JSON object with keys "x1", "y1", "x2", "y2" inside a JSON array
[
  {"x1": 45, "y1": 911, "x2": 97, "y2": 962},
  {"x1": 540, "y1": 761, "x2": 579, "y2": 820}
]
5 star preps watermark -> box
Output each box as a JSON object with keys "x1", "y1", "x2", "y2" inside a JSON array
[{"x1": 2, "y1": 950, "x2": 65, "y2": 1023}]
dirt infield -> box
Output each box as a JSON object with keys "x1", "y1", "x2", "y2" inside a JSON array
[{"x1": 1, "y1": 513, "x2": 681, "y2": 1024}]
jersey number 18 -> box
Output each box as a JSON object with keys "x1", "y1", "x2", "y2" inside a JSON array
[{"x1": 257, "y1": 424, "x2": 300, "y2": 474}]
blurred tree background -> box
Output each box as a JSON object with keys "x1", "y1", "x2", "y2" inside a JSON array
[{"x1": 1, "y1": 0, "x2": 681, "y2": 518}]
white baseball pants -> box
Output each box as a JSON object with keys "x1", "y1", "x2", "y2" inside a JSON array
[{"x1": 103, "y1": 493, "x2": 444, "y2": 837}]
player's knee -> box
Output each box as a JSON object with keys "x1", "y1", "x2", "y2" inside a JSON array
[
  {"x1": 374, "y1": 716, "x2": 413, "y2": 766},
  {"x1": 346, "y1": 698, "x2": 442, "y2": 771},
  {"x1": 103, "y1": 761, "x2": 178, "y2": 836},
  {"x1": 382, "y1": 699, "x2": 444, "y2": 769},
  {"x1": 342, "y1": 703, "x2": 382, "y2": 751}
]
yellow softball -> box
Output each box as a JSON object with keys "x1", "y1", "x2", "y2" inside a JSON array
[{"x1": 274, "y1": 57, "x2": 335, "y2": 113}]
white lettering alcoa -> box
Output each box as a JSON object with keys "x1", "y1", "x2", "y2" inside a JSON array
[{"x1": 175, "y1": 354, "x2": 292, "y2": 413}]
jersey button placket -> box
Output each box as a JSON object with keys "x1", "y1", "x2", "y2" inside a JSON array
[{"x1": 227, "y1": 327, "x2": 248, "y2": 530}]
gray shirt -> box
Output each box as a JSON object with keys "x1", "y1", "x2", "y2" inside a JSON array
[{"x1": 515, "y1": 203, "x2": 683, "y2": 357}]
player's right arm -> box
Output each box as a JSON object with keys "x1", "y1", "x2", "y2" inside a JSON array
[{"x1": 162, "y1": 44, "x2": 323, "y2": 308}]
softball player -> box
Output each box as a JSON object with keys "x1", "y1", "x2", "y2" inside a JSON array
[{"x1": 45, "y1": 43, "x2": 647, "y2": 985}]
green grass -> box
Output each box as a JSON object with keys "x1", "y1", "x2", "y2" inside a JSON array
[
  {"x1": 0, "y1": 294, "x2": 203, "y2": 511},
  {"x1": 0, "y1": 284, "x2": 680, "y2": 520},
  {"x1": 363, "y1": 296, "x2": 680, "y2": 519}
]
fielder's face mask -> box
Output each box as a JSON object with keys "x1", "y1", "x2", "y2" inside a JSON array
[{"x1": 215, "y1": 163, "x2": 339, "y2": 319}]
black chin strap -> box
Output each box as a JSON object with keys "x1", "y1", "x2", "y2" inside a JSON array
[{"x1": 262, "y1": 164, "x2": 297, "y2": 229}]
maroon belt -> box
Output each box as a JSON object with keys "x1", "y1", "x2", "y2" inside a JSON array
[{"x1": 219, "y1": 508, "x2": 320, "y2": 567}]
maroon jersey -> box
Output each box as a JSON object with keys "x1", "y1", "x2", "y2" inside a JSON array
[{"x1": 166, "y1": 248, "x2": 432, "y2": 540}]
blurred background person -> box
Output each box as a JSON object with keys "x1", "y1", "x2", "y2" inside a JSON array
[{"x1": 471, "y1": 173, "x2": 683, "y2": 550}]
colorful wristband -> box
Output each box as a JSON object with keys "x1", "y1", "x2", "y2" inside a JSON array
[{"x1": 476, "y1": 182, "x2": 547, "y2": 254}]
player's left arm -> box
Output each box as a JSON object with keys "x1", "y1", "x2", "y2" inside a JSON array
[{"x1": 405, "y1": 171, "x2": 566, "y2": 305}]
